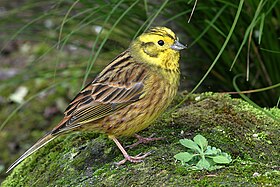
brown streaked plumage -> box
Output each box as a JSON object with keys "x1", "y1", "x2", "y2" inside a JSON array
[{"x1": 7, "y1": 27, "x2": 186, "y2": 172}]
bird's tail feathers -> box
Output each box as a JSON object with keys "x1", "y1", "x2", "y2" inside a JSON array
[{"x1": 6, "y1": 132, "x2": 56, "y2": 173}]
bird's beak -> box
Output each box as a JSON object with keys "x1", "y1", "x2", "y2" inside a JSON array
[{"x1": 171, "y1": 40, "x2": 187, "y2": 51}]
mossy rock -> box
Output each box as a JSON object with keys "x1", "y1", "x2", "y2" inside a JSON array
[{"x1": 2, "y1": 93, "x2": 280, "y2": 186}]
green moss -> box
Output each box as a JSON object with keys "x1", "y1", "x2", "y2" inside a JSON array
[{"x1": 2, "y1": 93, "x2": 280, "y2": 186}]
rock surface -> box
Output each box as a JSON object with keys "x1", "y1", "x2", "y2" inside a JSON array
[{"x1": 2, "y1": 93, "x2": 280, "y2": 186}]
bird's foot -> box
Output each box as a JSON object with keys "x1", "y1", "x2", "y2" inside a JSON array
[
  {"x1": 115, "y1": 151, "x2": 152, "y2": 166},
  {"x1": 126, "y1": 133, "x2": 164, "y2": 149}
]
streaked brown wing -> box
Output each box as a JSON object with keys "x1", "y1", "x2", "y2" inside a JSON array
[
  {"x1": 51, "y1": 51, "x2": 147, "y2": 134},
  {"x1": 51, "y1": 81, "x2": 144, "y2": 134}
]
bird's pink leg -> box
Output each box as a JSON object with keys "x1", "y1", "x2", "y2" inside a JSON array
[{"x1": 110, "y1": 136, "x2": 152, "y2": 165}]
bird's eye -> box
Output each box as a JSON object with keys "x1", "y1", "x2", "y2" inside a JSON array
[{"x1": 157, "y1": 40, "x2": 164, "y2": 46}]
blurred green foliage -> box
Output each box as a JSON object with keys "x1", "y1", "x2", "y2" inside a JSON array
[{"x1": 1, "y1": 0, "x2": 279, "y2": 107}]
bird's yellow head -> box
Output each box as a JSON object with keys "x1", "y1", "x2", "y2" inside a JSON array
[{"x1": 130, "y1": 27, "x2": 186, "y2": 71}]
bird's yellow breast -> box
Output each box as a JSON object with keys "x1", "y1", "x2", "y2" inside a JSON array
[{"x1": 99, "y1": 65, "x2": 179, "y2": 137}]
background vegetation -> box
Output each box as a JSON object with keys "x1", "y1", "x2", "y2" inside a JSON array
[{"x1": 0, "y1": 0, "x2": 279, "y2": 183}]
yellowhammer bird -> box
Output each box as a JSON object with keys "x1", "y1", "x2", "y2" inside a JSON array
[{"x1": 7, "y1": 27, "x2": 186, "y2": 172}]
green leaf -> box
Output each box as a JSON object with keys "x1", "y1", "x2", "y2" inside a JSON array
[
  {"x1": 212, "y1": 155, "x2": 232, "y2": 164},
  {"x1": 196, "y1": 157, "x2": 210, "y2": 169},
  {"x1": 179, "y1": 139, "x2": 200, "y2": 152},
  {"x1": 193, "y1": 134, "x2": 208, "y2": 151},
  {"x1": 216, "y1": 148, "x2": 222, "y2": 154},
  {"x1": 205, "y1": 146, "x2": 218, "y2": 155},
  {"x1": 174, "y1": 152, "x2": 194, "y2": 163}
]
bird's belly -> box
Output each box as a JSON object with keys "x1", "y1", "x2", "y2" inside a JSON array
[
  {"x1": 103, "y1": 102, "x2": 164, "y2": 136},
  {"x1": 100, "y1": 85, "x2": 176, "y2": 137}
]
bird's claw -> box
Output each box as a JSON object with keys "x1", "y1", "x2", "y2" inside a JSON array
[
  {"x1": 126, "y1": 134, "x2": 164, "y2": 149},
  {"x1": 114, "y1": 151, "x2": 153, "y2": 166}
]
